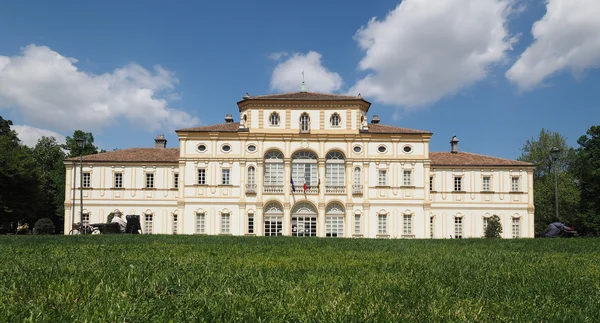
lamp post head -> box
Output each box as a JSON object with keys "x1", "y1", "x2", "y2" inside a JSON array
[
  {"x1": 75, "y1": 136, "x2": 85, "y2": 151},
  {"x1": 550, "y1": 147, "x2": 560, "y2": 160}
]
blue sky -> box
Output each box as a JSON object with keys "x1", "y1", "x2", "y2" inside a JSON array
[{"x1": 0, "y1": 0, "x2": 599, "y2": 159}]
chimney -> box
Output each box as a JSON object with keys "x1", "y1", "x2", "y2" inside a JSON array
[
  {"x1": 154, "y1": 134, "x2": 167, "y2": 149},
  {"x1": 371, "y1": 115, "x2": 380, "y2": 124},
  {"x1": 450, "y1": 136, "x2": 459, "y2": 154},
  {"x1": 243, "y1": 92, "x2": 250, "y2": 99},
  {"x1": 225, "y1": 114, "x2": 234, "y2": 123}
]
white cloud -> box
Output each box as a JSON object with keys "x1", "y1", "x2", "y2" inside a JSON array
[
  {"x1": 0, "y1": 44, "x2": 199, "y2": 133},
  {"x1": 349, "y1": 0, "x2": 517, "y2": 106},
  {"x1": 12, "y1": 124, "x2": 65, "y2": 147},
  {"x1": 268, "y1": 52, "x2": 289, "y2": 61},
  {"x1": 506, "y1": 0, "x2": 600, "y2": 90},
  {"x1": 270, "y1": 51, "x2": 343, "y2": 93}
]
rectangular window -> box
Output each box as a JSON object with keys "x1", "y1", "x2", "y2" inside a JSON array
[
  {"x1": 325, "y1": 216, "x2": 344, "y2": 237},
  {"x1": 403, "y1": 215, "x2": 412, "y2": 235},
  {"x1": 264, "y1": 216, "x2": 283, "y2": 236},
  {"x1": 173, "y1": 214, "x2": 177, "y2": 234},
  {"x1": 403, "y1": 170, "x2": 412, "y2": 186},
  {"x1": 429, "y1": 176, "x2": 434, "y2": 191},
  {"x1": 197, "y1": 169, "x2": 206, "y2": 185},
  {"x1": 482, "y1": 176, "x2": 490, "y2": 191},
  {"x1": 114, "y1": 173, "x2": 123, "y2": 188},
  {"x1": 454, "y1": 217, "x2": 463, "y2": 239},
  {"x1": 196, "y1": 213, "x2": 205, "y2": 233},
  {"x1": 248, "y1": 212, "x2": 254, "y2": 234},
  {"x1": 221, "y1": 213, "x2": 230, "y2": 234},
  {"x1": 144, "y1": 214, "x2": 153, "y2": 234},
  {"x1": 430, "y1": 216, "x2": 434, "y2": 238},
  {"x1": 264, "y1": 164, "x2": 283, "y2": 186},
  {"x1": 326, "y1": 163, "x2": 345, "y2": 186},
  {"x1": 222, "y1": 169, "x2": 230, "y2": 185},
  {"x1": 146, "y1": 173, "x2": 154, "y2": 188},
  {"x1": 82, "y1": 213, "x2": 90, "y2": 226},
  {"x1": 174, "y1": 173, "x2": 179, "y2": 189},
  {"x1": 378, "y1": 214, "x2": 387, "y2": 235},
  {"x1": 83, "y1": 172, "x2": 91, "y2": 188},
  {"x1": 454, "y1": 176, "x2": 462, "y2": 191},
  {"x1": 378, "y1": 170, "x2": 387, "y2": 186},
  {"x1": 291, "y1": 163, "x2": 318, "y2": 187},
  {"x1": 512, "y1": 218, "x2": 520, "y2": 238},
  {"x1": 511, "y1": 177, "x2": 520, "y2": 191},
  {"x1": 483, "y1": 217, "x2": 490, "y2": 234},
  {"x1": 354, "y1": 214, "x2": 361, "y2": 235}
]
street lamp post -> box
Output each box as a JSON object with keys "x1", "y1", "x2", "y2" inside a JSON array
[
  {"x1": 550, "y1": 147, "x2": 561, "y2": 219},
  {"x1": 75, "y1": 136, "x2": 85, "y2": 233}
]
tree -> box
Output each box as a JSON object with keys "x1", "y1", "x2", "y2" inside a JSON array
[
  {"x1": 518, "y1": 129, "x2": 580, "y2": 233},
  {"x1": 33, "y1": 136, "x2": 66, "y2": 227},
  {"x1": 485, "y1": 215, "x2": 503, "y2": 238},
  {"x1": 63, "y1": 130, "x2": 101, "y2": 158},
  {"x1": 573, "y1": 125, "x2": 600, "y2": 235}
]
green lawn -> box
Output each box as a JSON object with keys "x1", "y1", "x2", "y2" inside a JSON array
[{"x1": 1, "y1": 235, "x2": 599, "y2": 322}]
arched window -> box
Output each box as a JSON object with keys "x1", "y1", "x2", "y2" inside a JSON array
[
  {"x1": 292, "y1": 151, "x2": 318, "y2": 191},
  {"x1": 246, "y1": 166, "x2": 256, "y2": 194},
  {"x1": 326, "y1": 151, "x2": 345, "y2": 191},
  {"x1": 353, "y1": 167, "x2": 361, "y2": 193},
  {"x1": 291, "y1": 202, "x2": 317, "y2": 237},
  {"x1": 264, "y1": 201, "x2": 283, "y2": 236},
  {"x1": 269, "y1": 112, "x2": 280, "y2": 126},
  {"x1": 300, "y1": 113, "x2": 310, "y2": 133},
  {"x1": 330, "y1": 113, "x2": 341, "y2": 127},
  {"x1": 326, "y1": 202, "x2": 345, "y2": 237},
  {"x1": 264, "y1": 150, "x2": 284, "y2": 192}
]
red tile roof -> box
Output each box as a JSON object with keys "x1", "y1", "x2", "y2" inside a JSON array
[
  {"x1": 241, "y1": 92, "x2": 368, "y2": 101},
  {"x1": 66, "y1": 148, "x2": 179, "y2": 163},
  {"x1": 177, "y1": 122, "x2": 241, "y2": 132},
  {"x1": 367, "y1": 124, "x2": 431, "y2": 134},
  {"x1": 430, "y1": 152, "x2": 533, "y2": 167}
]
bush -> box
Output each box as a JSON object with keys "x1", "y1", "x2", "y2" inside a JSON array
[
  {"x1": 485, "y1": 215, "x2": 503, "y2": 238},
  {"x1": 107, "y1": 212, "x2": 115, "y2": 224},
  {"x1": 33, "y1": 218, "x2": 55, "y2": 235}
]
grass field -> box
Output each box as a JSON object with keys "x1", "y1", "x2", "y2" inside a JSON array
[{"x1": 1, "y1": 236, "x2": 599, "y2": 322}]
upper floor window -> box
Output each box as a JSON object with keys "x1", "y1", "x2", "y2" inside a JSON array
[
  {"x1": 325, "y1": 151, "x2": 345, "y2": 187},
  {"x1": 300, "y1": 113, "x2": 310, "y2": 133},
  {"x1": 247, "y1": 166, "x2": 256, "y2": 186},
  {"x1": 145, "y1": 173, "x2": 154, "y2": 188},
  {"x1": 264, "y1": 150, "x2": 284, "y2": 187},
  {"x1": 378, "y1": 170, "x2": 387, "y2": 186},
  {"x1": 429, "y1": 176, "x2": 434, "y2": 191},
  {"x1": 269, "y1": 112, "x2": 280, "y2": 126},
  {"x1": 292, "y1": 150, "x2": 318, "y2": 188},
  {"x1": 454, "y1": 176, "x2": 462, "y2": 191},
  {"x1": 197, "y1": 169, "x2": 206, "y2": 185},
  {"x1": 511, "y1": 177, "x2": 520, "y2": 191},
  {"x1": 330, "y1": 113, "x2": 341, "y2": 127},
  {"x1": 83, "y1": 173, "x2": 91, "y2": 188},
  {"x1": 482, "y1": 176, "x2": 491, "y2": 191},
  {"x1": 114, "y1": 173, "x2": 123, "y2": 188},
  {"x1": 222, "y1": 169, "x2": 230, "y2": 185},
  {"x1": 173, "y1": 173, "x2": 179, "y2": 189},
  {"x1": 403, "y1": 170, "x2": 412, "y2": 186}
]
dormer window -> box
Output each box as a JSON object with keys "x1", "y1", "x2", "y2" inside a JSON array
[
  {"x1": 300, "y1": 113, "x2": 310, "y2": 133},
  {"x1": 330, "y1": 113, "x2": 341, "y2": 127},
  {"x1": 269, "y1": 112, "x2": 280, "y2": 126}
]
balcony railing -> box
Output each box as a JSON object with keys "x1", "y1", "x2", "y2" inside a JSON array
[
  {"x1": 292, "y1": 186, "x2": 319, "y2": 194},
  {"x1": 352, "y1": 185, "x2": 363, "y2": 195},
  {"x1": 263, "y1": 185, "x2": 284, "y2": 194},
  {"x1": 326, "y1": 185, "x2": 346, "y2": 194},
  {"x1": 246, "y1": 184, "x2": 257, "y2": 194}
]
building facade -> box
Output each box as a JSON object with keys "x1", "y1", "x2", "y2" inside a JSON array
[{"x1": 64, "y1": 90, "x2": 535, "y2": 238}]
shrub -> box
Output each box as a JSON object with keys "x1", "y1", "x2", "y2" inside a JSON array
[
  {"x1": 107, "y1": 212, "x2": 115, "y2": 224},
  {"x1": 33, "y1": 218, "x2": 55, "y2": 235},
  {"x1": 485, "y1": 215, "x2": 503, "y2": 238}
]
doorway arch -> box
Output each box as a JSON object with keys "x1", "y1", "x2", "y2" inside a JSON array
[{"x1": 291, "y1": 202, "x2": 317, "y2": 236}]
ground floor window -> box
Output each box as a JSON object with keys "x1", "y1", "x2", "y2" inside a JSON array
[
  {"x1": 354, "y1": 214, "x2": 361, "y2": 235},
  {"x1": 454, "y1": 217, "x2": 463, "y2": 239},
  {"x1": 196, "y1": 213, "x2": 205, "y2": 233},
  {"x1": 326, "y1": 216, "x2": 344, "y2": 237},
  {"x1": 512, "y1": 218, "x2": 520, "y2": 238},
  {"x1": 144, "y1": 214, "x2": 153, "y2": 234},
  {"x1": 403, "y1": 215, "x2": 412, "y2": 235},
  {"x1": 264, "y1": 216, "x2": 282, "y2": 236},
  {"x1": 430, "y1": 216, "x2": 434, "y2": 238},
  {"x1": 292, "y1": 217, "x2": 317, "y2": 236},
  {"x1": 82, "y1": 213, "x2": 90, "y2": 226},
  {"x1": 378, "y1": 214, "x2": 387, "y2": 235},
  {"x1": 173, "y1": 214, "x2": 177, "y2": 234},
  {"x1": 483, "y1": 217, "x2": 490, "y2": 234},
  {"x1": 248, "y1": 212, "x2": 254, "y2": 234},
  {"x1": 221, "y1": 213, "x2": 230, "y2": 234}
]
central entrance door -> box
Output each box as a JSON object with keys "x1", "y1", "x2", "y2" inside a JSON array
[{"x1": 291, "y1": 202, "x2": 317, "y2": 237}]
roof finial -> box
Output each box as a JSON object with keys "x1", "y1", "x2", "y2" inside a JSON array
[{"x1": 300, "y1": 71, "x2": 306, "y2": 92}]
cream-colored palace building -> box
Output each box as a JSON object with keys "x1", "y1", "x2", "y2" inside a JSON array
[{"x1": 64, "y1": 89, "x2": 535, "y2": 238}]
